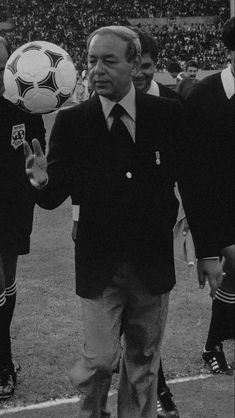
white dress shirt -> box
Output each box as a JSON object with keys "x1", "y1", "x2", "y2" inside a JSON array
[
  {"x1": 99, "y1": 83, "x2": 136, "y2": 141},
  {"x1": 221, "y1": 65, "x2": 235, "y2": 99},
  {"x1": 147, "y1": 79, "x2": 160, "y2": 97}
]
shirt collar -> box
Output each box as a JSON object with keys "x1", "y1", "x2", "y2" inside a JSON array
[
  {"x1": 99, "y1": 83, "x2": 136, "y2": 121},
  {"x1": 147, "y1": 79, "x2": 160, "y2": 97},
  {"x1": 221, "y1": 66, "x2": 235, "y2": 99}
]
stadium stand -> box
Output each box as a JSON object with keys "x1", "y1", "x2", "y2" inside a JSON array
[
  {"x1": 150, "y1": 21, "x2": 227, "y2": 70},
  {"x1": 0, "y1": 0, "x2": 230, "y2": 71}
]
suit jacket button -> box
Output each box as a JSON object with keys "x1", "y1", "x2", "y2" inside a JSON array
[{"x1": 126, "y1": 171, "x2": 132, "y2": 179}]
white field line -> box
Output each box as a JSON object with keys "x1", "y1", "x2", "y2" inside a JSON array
[
  {"x1": 0, "y1": 396, "x2": 81, "y2": 415},
  {"x1": 0, "y1": 374, "x2": 213, "y2": 415}
]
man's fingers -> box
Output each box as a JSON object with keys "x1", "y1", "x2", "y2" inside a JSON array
[
  {"x1": 25, "y1": 155, "x2": 35, "y2": 171},
  {"x1": 23, "y1": 138, "x2": 44, "y2": 160},
  {"x1": 198, "y1": 278, "x2": 205, "y2": 289},
  {"x1": 207, "y1": 274, "x2": 221, "y2": 300},
  {"x1": 23, "y1": 139, "x2": 48, "y2": 188},
  {"x1": 209, "y1": 281, "x2": 217, "y2": 300},
  {"x1": 197, "y1": 265, "x2": 206, "y2": 289},
  {"x1": 23, "y1": 141, "x2": 35, "y2": 171},
  {"x1": 23, "y1": 140, "x2": 32, "y2": 159},
  {"x1": 32, "y1": 138, "x2": 44, "y2": 157}
]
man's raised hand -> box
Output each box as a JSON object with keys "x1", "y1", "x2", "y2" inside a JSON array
[{"x1": 23, "y1": 138, "x2": 48, "y2": 189}]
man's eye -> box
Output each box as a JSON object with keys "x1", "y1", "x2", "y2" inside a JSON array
[
  {"x1": 88, "y1": 58, "x2": 96, "y2": 64},
  {"x1": 105, "y1": 59, "x2": 117, "y2": 64}
]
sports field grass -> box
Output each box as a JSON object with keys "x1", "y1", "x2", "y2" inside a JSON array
[{"x1": 1, "y1": 199, "x2": 233, "y2": 410}]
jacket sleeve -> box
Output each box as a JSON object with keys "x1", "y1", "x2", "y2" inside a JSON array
[
  {"x1": 177, "y1": 86, "x2": 230, "y2": 258},
  {"x1": 36, "y1": 108, "x2": 82, "y2": 209}
]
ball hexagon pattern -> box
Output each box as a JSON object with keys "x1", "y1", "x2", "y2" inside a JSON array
[{"x1": 3, "y1": 41, "x2": 77, "y2": 114}]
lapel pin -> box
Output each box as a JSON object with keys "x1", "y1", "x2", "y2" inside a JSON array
[
  {"x1": 126, "y1": 171, "x2": 132, "y2": 179},
  {"x1": 155, "y1": 151, "x2": 161, "y2": 165}
]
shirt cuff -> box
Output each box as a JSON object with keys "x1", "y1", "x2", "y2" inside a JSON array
[{"x1": 202, "y1": 256, "x2": 220, "y2": 260}]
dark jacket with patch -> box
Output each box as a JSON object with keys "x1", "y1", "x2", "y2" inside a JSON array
[
  {"x1": 182, "y1": 73, "x2": 234, "y2": 257},
  {"x1": 0, "y1": 96, "x2": 45, "y2": 254},
  {"x1": 37, "y1": 90, "x2": 188, "y2": 297}
]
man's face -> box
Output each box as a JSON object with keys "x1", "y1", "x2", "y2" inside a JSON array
[
  {"x1": 88, "y1": 33, "x2": 139, "y2": 101},
  {"x1": 0, "y1": 43, "x2": 8, "y2": 96},
  {"x1": 132, "y1": 52, "x2": 155, "y2": 93},
  {"x1": 186, "y1": 66, "x2": 198, "y2": 79}
]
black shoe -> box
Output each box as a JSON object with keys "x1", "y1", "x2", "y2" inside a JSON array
[
  {"x1": 0, "y1": 365, "x2": 17, "y2": 400},
  {"x1": 157, "y1": 387, "x2": 180, "y2": 417},
  {"x1": 202, "y1": 345, "x2": 233, "y2": 375}
]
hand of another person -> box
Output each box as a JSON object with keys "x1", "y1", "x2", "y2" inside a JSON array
[
  {"x1": 221, "y1": 244, "x2": 235, "y2": 273},
  {"x1": 23, "y1": 138, "x2": 48, "y2": 188},
  {"x1": 197, "y1": 258, "x2": 224, "y2": 300}
]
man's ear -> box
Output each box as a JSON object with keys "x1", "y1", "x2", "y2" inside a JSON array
[{"x1": 130, "y1": 53, "x2": 142, "y2": 77}]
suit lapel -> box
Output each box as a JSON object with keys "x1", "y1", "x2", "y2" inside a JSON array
[
  {"x1": 86, "y1": 93, "x2": 109, "y2": 143},
  {"x1": 84, "y1": 94, "x2": 114, "y2": 174},
  {"x1": 135, "y1": 91, "x2": 149, "y2": 146},
  {"x1": 135, "y1": 91, "x2": 159, "y2": 148}
]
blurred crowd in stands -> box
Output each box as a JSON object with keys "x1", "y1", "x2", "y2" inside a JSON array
[
  {"x1": 151, "y1": 22, "x2": 227, "y2": 70},
  {"x1": 0, "y1": 0, "x2": 230, "y2": 72}
]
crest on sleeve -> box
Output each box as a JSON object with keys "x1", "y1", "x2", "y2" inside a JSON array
[{"x1": 11, "y1": 124, "x2": 26, "y2": 149}]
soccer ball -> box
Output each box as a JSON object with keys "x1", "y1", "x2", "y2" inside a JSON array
[{"x1": 3, "y1": 41, "x2": 77, "y2": 114}]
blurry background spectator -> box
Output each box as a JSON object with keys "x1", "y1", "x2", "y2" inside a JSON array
[{"x1": 176, "y1": 59, "x2": 199, "y2": 98}]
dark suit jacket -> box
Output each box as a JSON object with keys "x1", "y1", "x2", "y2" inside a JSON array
[
  {"x1": 158, "y1": 83, "x2": 182, "y2": 101},
  {"x1": 176, "y1": 78, "x2": 199, "y2": 99},
  {"x1": 38, "y1": 90, "x2": 187, "y2": 297},
  {"x1": 182, "y1": 72, "x2": 234, "y2": 258}
]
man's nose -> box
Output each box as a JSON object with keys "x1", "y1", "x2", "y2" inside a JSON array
[{"x1": 94, "y1": 60, "x2": 105, "y2": 74}]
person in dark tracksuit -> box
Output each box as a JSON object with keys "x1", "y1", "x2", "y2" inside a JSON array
[
  {"x1": 0, "y1": 37, "x2": 45, "y2": 399},
  {"x1": 184, "y1": 17, "x2": 235, "y2": 375}
]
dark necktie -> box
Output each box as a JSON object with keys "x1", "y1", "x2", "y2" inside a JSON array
[
  {"x1": 109, "y1": 103, "x2": 136, "y2": 177},
  {"x1": 109, "y1": 105, "x2": 136, "y2": 256},
  {"x1": 110, "y1": 103, "x2": 134, "y2": 148}
]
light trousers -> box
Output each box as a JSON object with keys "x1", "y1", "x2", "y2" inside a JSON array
[{"x1": 69, "y1": 261, "x2": 169, "y2": 418}]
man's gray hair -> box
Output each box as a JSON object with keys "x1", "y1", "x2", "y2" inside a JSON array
[{"x1": 87, "y1": 26, "x2": 141, "y2": 62}]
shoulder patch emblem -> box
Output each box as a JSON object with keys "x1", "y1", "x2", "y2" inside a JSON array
[{"x1": 11, "y1": 124, "x2": 26, "y2": 149}]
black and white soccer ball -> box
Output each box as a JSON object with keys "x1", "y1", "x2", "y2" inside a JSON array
[{"x1": 3, "y1": 41, "x2": 77, "y2": 114}]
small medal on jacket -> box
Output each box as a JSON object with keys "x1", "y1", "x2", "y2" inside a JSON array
[{"x1": 155, "y1": 151, "x2": 161, "y2": 165}]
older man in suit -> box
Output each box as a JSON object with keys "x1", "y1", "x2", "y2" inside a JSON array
[{"x1": 23, "y1": 26, "x2": 222, "y2": 418}]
